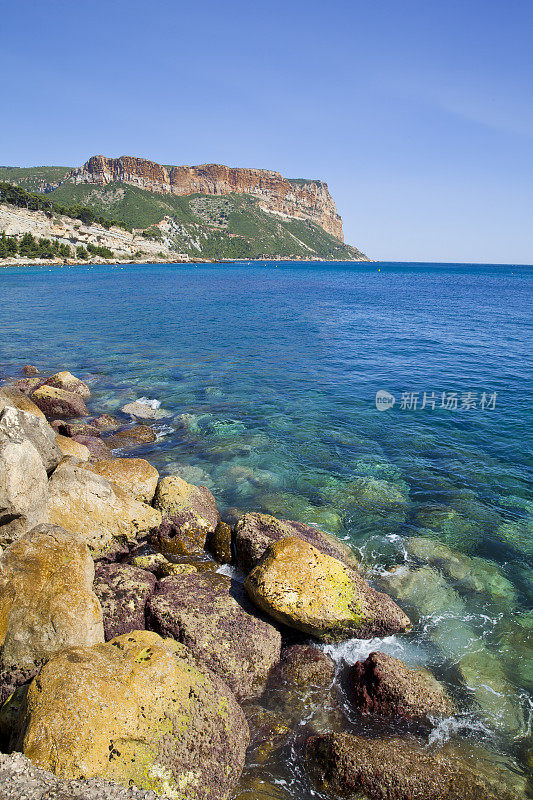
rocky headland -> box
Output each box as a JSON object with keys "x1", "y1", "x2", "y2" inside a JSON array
[{"x1": 0, "y1": 366, "x2": 527, "y2": 799}]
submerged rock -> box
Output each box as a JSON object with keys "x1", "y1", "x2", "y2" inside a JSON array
[
  {"x1": 120, "y1": 401, "x2": 166, "y2": 420},
  {"x1": 0, "y1": 524, "x2": 103, "y2": 687},
  {"x1": 269, "y1": 644, "x2": 336, "y2": 690},
  {"x1": 86, "y1": 458, "x2": 159, "y2": 504},
  {"x1": 245, "y1": 537, "x2": 410, "y2": 641},
  {"x1": 351, "y1": 651, "x2": 453, "y2": 721},
  {"x1": 406, "y1": 536, "x2": 516, "y2": 604},
  {"x1": 31, "y1": 385, "x2": 88, "y2": 419},
  {"x1": 47, "y1": 462, "x2": 162, "y2": 558},
  {"x1": 105, "y1": 425, "x2": 157, "y2": 449},
  {"x1": 235, "y1": 512, "x2": 356, "y2": 574},
  {"x1": 9, "y1": 630, "x2": 249, "y2": 799},
  {"x1": 22, "y1": 365, "x2": 39, "y2": 376},
  {"x1": 147, "y1": 571, "x2": 281, "y2": 700},
  {"x1": 305, "y1": 733, "x2": 520, "y2": 800},
  {"x1": 93, "y1": 563, "x2": 156, "y2": 640},
  {"x1": 43, "y1": 371, "x2": 91, "y2": 398},
  {"x1": 91, "y1": 413, "x2": 121, "y2": 431}
]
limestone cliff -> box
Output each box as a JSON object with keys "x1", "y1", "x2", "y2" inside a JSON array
[{"x1": 68, "y1": 155, "x2": 344, "y2": 240}]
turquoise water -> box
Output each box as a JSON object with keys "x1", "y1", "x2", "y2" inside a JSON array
[{"x1": 1, "y1": 260, "x2": 532, "y2": 795}]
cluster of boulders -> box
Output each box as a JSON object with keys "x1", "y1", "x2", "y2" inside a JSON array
[{"x1": 0, "y1": 367, "x2": 524, "y2": 800}]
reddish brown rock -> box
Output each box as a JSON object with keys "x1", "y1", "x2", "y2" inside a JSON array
[
  {"x1": 11, "y1": 378, "x2": 43, "y2": 395},
  {"x1": 351, "y1": 651, "x2": 453, "y2": 721},
  {"x1": 147, "y1": 571, "x2": 281, "y2": 700},
  {"x1": 72, "y1": 155, "x2": 344, "y2": 239},
  {"x1": 91, "y1": 413, "x2": 120, "y2": 431},
  {"x1": 206, "y1": 520, "x2": 233, "y2": 564},
  {"x1": 105, "y1": 425, "x2": 157, "y2": 449},
  {"x1": 51, "y1": 421, "x2": 100, "y2": 438},
  {"x1": 31, "y1": 385, "x2": 88, "y2": 419},
  {"x1": 93, "y1": 563, "x2": 156, "y2": 640},
  {"x1": 72, "y1": 435, "x2": 112, "y2": 459},
  {"x1": 305, "y1": 733, "x2": 519, "y2": 800},
  {"x1": 43, "y1": 371, "x2": 91, "y2": 398},
  {"x1": 150, "y1": 515, "x2": 207, "y2": 557},
  {"x1": 22, "y1": 365, "x2": 39, "y2": 376}
]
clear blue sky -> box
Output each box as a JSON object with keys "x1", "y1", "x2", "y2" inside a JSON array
[{"x1": 2, "y1": 0, "x2": 532, "y2": 263}]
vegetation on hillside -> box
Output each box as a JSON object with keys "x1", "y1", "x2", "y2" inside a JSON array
[
  {"x1": 42, "y1": 181, "x2": 367, "y2": 260},
  {"x1": 0, "y1": 232, "x2": 72, "y2": 259},
  {"x1": 0, "y1": 166, "x2": 72, "y2": 192},
  {"x1": 0, "y1": 182, "x2": 131, "y2": 231}
]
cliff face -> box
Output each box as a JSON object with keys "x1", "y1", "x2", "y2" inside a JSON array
[{"x1": 69, "y1": 156, "x2": 344, "y2": 240}]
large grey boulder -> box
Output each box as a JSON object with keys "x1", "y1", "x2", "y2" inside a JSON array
[
  {"x1": 0, "y1": 411, "x2": 49, "y2": 546},
  {"x1": 0, "y1": 405, "x2": 61, "y2": 473}
]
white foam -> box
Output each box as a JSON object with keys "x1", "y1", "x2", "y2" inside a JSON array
[
  {"x1": 135, "y1": 396, "x2": 161, "y2": 409},
  {"x1": 216, "y1": 564, "x2": 245, "y2": 583},
  {"x1": 323, "y1": 635, "x2": 405, "y2": 665}
]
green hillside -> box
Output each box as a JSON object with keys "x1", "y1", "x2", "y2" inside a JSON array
[
  {"x1": 0, "y1": 166, "x2": 368, "y2": 260},
  {"x1": 0, "y1": 166, "x2": 72, "y2": 192},
  {"x1": 42, "y1": 181, "x2": 367, "y2": 260}
]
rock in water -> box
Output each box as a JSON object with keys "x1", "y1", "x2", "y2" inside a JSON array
[
  {"x1": 31, "y1": 385, "x2": 88, "y2": 419},
  {"x1": 0, "y1": 524, "x2": 104, "y2": 689},
  {"x1": 9, "y1": 630, "x2": 249, "y2": 800},
  {"x1": 47, "y1": 462, "x2": 162, "y2": 558},
  {"x1": 22, "y1": 365, "x2": 39, "y2": 376},
  {"x1": 206, "y1": 520, "x2": 233, "y2": 564},
  {"x1": 93, "y1": 563, "x2": 156, "y2": 640},
  {"x1": 147, "y1": 571, "x2": 281, "y2": 700},
  {"x1": 120, "y1": 401, "x2": 166, "y2": 420},
  {"x1": 86, "y1": 458, "x2": 159, "y2": 504},
  {"x1": 234, "y1": 512, "x2": 357, "y2": 574},
  {"x1": 305, "y1": 733, "x2": 520, "y2": 800},
  {"x1": 91, "y1": 413, "x2": 121, "y2": 431},
  {"x1": 244, "y1": 537, "x2": 410, "y2": 641},
  {"x1": 0, "y1": 412, "x2": 49, "y2": 546},
  {"x1": 43, "y1": 371, "x2": 91, "y2": 398},
  {"x1": 105, "y1": 425, "x2": 157, "y2": 449},
  {"x1": 351, "y1": 651, "x2": 453, "y2": 720}
]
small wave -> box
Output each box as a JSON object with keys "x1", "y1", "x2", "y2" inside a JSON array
[
  {"x1": 323, "y1": 635, "x2": 405, "y2": 665},
  {"x1": 135, "y1": 396, "x2": 161, "y2": 409},
  {"x1": 216, "y1": 564, "x2": 245, "y2": 583},
  {"x1": 154, "y1": 425, "x2": 174, "y2": 440}
]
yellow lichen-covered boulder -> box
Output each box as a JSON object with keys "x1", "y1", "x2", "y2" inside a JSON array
[
  {"x1": 47, "y1": 462, "x2": 162, "y2": 558},
  {"x1": 0, "y1": 524, "x2": 104, "y2": 674},
  {"x1": 55, "y1": 434, "x2": 90, "y2": 461},
  {"x1": 43, "y1": 371, "x2": 91, "y2": 398},
  {"x1": 85, "y1": 458, "x2": 159, "y2": 504},
  {"x1": 31, "y1": 385, "x2": 88, "y2": 419},
  {"x1": 152, "y1": 476, "x2": 219, "y2": 552},
  {"x1": 9, "y1": 631, "x2": 250, "y2": 800},
  {"x1": 244, "y1": 537, "x2": 411, "y2": 642},
  {"x1": 0, "y1": 387, "x2": 46, "y2": 420}
]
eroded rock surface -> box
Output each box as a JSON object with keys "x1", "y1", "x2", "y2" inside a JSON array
[
  {"x1": 147, "y1": 571, "x2": 281, "y2": 700},
  {"x1": 10, "y1": 630, "x2": 249, "y2": 800},
  {"x1": 93, "y1": 563, "x2": 156, "y2": 640}
]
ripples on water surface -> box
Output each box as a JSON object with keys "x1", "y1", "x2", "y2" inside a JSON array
[{"x1": 1, "y1": 260, "x2": 532, "y2": 796}]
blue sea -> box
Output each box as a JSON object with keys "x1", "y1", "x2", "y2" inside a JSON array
[{"x1": 1, "y1": 260, "x2": 532, "y2": 796}]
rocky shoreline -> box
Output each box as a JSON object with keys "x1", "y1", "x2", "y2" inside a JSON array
[{"x1": 0, "y1": 366, "x2": 528, "y2": 799}]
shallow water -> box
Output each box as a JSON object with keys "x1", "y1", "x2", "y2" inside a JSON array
[{"x1": 1, "y1": 260, "x2": 532, "y2": 796}]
